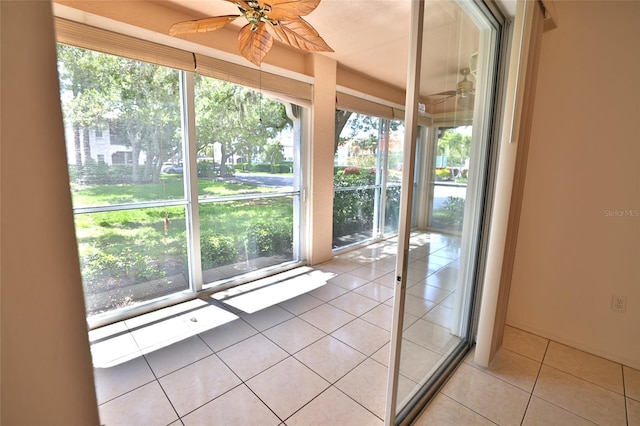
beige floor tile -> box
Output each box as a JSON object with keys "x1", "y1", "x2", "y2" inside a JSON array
[
  {"x1": 246, "y1": 357, "x2": 329, "y2": 420},
  {"x1": 93, "y1": 355, "x2": 156, "y2": 405},
  {"x1": 371, "y1": 343, "x2": 390, "y2": 366},
  {"x1": 423, "y1": 304, "x2": 455, "y2": 328},
  {"x1": 198, "y1": 317, "x2": 257, "y2": 352},
  {"x1": 181, "y1": 384, "x2": 280, "y2": 426},
  {"x1": 278, "y1": 293, "x2": 324, "y2": 315},
  {"x1": 424, "y1": 266, "x2": 459, "y2": 291},
  {"x1": 522, "y1": 396, "x2": 597, "y2": 426},
  {"x1": 403, "y1": 318, "x2": 460, "y2": 355},
  {"x1": 331, "y1": 318, "x2": 390, "y2": 356},
  {"x1": 128, "y1": 315, "x2": 193, "y2": 352},
  {"x1": 441, "y1": 363, "x2": 530, "y2": 425},
  {"x1": 407, "y1": 283, "x2": 452, "y2": 304},
  {"x1": 398, "y1": 339, "x2": 443, "y2": 383},
  {"x1": 544, "y1": 341, "x2": 624, "y2": 394},
  {"x1": 329, "y1": 291, "x2": 380, "y2": 316},
  {"x1": 314, "y1": 258, "x2": 359, "y2": 274},
  {"x1": 299, "y1": 303, "x2": 356, "y2": 333},
  {"x1": 307, "y1": 282, "x2": 350, "y2": 302},
  {"x1": 533, "y1": 365, "x2": 626, "y2": 426},
  {"x1": 403, "y1": 294, "x2": 437, "y2": 317},
  {"x1": 466, "y1": 347, "x2": 541, "y2": 393},
  {"x1": 294, "y1": 335, "x2": 366, "y2": 383},
  {"x1": 98, "y1": 381, "x2": 178, "y2": 426},
  {"x1": 328, "y1": 272, "x2": 370, "y2": 290},
  {"x1": 414, "y1": 393, "x2": 496, "y2": 426},
  {"x1": 628, "y1": 397, "x2": 640, "y2": 426},
  {"x1": 177, "y1": 302, "x2": 238, "y2": 334},
  {"x1": 239, "y1": 305, "x2": 294, "y2": 332},
  {"x1": 624, "y1": 365, "x2": 640, "y2": 401},
  {"x1": 263, "y1": 317, "x2": 325, "y2": 354},
  {"x1": 361, "y1": 303, "x2": 393, "y2": 331},
  {"x1": 144, "y1": 335, "x2": 213, "y2": 378},
  {"x1": 354, "y1": 282, "x2": 395, "y2": 302},
  {"x1": 216, "y1": 334, "x2": 288, "y2": 380},
  {"x1": 159, "y1": 354, "x2": 241, "y2": 417},
  {"x1": 373, "y1": 271, "x2": 396, "y2": 288},
  {"x1": 349, "y1": 264, "x2": 389, "y2": 281},
  {"x1": 502, "y1": 325, "x2": 548, "y2": 362},
  {"x1": 287, "y1": 386, "x2": 383, "y2": 425},
  {"x1": 90, "y1": 330, "x2": 142, "y2": 368},
  {"x1": 336, "y1": 358, "x2": 388, "y2": 419}
]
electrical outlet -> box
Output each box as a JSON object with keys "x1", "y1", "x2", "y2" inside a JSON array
[{"x1": 611, "y1": 295, "x2": 627, "y2": 313}]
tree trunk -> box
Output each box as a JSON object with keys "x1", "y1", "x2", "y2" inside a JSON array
[
  {"x1": 74, "y1": 123, "x2": 83, "y2": 170},
  {"x1": 82, "y1": 127, "x2": 94, "y2": 165},
  {"x1": 335, "y1": 110, "x2": 353, "y2": 153},
  {"x1": 219, "y1": 143, "x2": 227, "y2": 176}
]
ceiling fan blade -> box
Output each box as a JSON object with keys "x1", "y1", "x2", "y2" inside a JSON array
[
  {"x1": 238, "y1": 22, "x2": 274, "y2": 66},
  {"x1": 270, "y1": 18, "x2": 333, "y2": 52},
  {"x1": 169, "y1": 15, "x2": 239, "y2": 36},
  {"x1": 265, "y1": 0, "x2": 322, "y2": 20}
]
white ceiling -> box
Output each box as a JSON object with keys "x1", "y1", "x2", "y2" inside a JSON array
[{"x1": 157, "y1": 0, "x2": 489, "y2": 105}]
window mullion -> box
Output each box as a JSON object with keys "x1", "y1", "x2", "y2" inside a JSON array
[{"x1": 181, "y1": 71, "x2": 203, "y2": 292}]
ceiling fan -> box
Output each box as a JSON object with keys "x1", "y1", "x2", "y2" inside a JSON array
[
  {"x1": 424, "y1": 68, "x2": 475, "y2": 110},
  {"x1": 169, "y1": 0, "x2": 333, "y2": 66}
]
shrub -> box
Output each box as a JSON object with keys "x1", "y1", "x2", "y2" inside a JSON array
[
  {"x1": 443, "y1": 196, "x2": 465, "y2": 226},
  {"x1": 435, "y1": 168, "x2": 452, "y2": 181},
  {"x1": 200, "y1": 231, "x2": 238, "y2": 269},
  {"x1": 343, "y1": 167, "x2": 361, "y2": 175},
  {"x1": 244, "y1": 222, "x2": 292, "y2": 258},
  {"x1": 81, "y1": 247, "x2": 165, "y2": 290}
]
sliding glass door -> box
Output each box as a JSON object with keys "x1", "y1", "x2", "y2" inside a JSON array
[{"x1": 387, "y1": 0, "x2": 505, "y2": 423}]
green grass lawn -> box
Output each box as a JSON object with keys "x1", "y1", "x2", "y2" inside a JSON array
[{"x1": 71, "y1": 175, "x2": 276, "y2": 207}]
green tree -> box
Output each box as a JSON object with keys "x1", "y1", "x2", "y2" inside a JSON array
[
  {"x1": 195, "y1": 76, "x2": 291, "y2": 176},
  {"x1": 262, "y1": 140, "x2": 285, "y2": 172},
  {"x1": 57, "y1": 44, "x2": 119, "y2": 170}
]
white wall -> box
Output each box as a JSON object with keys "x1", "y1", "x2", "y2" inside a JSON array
[
  {"x1": 507, "y1": 0, "x2": 640, "y2": 369},
  {"x1": 1, "y1": 1, "x2": 100, "y2": 424}
]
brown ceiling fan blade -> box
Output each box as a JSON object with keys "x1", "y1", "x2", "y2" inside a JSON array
[
  {"x1": 265, "y1": 0, "x2": 321, "y2": 20},
  {"x1": 238, "y1": 22, "x2": 274, "y2": 66},
  {"x1": 169, "y1": 15, "x2": 239, "y2": 36},
  {"x1": 271, "y1": 18, "x2": 333, "y2": 52},
  {"x1": 429, "y1": 90, "x2": 457, "y2": 98}
]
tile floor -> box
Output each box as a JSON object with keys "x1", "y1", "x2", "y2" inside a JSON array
[
  {"x1": 415, "y1": 325, "x2": 640, "y2": 426},
  {"x1": 89, "y1": 233, "x2": 640, "y2": 425}
]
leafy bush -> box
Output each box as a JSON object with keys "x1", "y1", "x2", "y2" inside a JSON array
[
  {"x1": 244, "y1": 222, "x2": 292, "y2": 258},
  {"x1": 435, "y1": 168, "x2": 452, "y2": 181},
  {"x1": 200, "y1": 231, "x2": 238, "y2": 269},
  {"x1": 197, "y1": 160, "x2": 217, "y2": 178},
  {"x1": 443, "y1": 196, "x2": 465, "y2": 226},
  {"x1": 81, "y1": 247, "x2": 165, "y2": 290}
]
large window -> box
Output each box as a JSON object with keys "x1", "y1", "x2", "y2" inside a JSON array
[
  {"x1": 333, "y1": 111, "x2": 404, "y2": 249},
  {"x1": 57, "y1": 44, "x2": 302, "y2": 321},
  {"x1": 195, "y1": 74, "x2": 301, "y2": 284}
]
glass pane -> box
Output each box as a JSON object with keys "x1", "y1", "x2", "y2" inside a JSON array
[
  {"x1": 384, "y1": 119, "x2": 405, "y2": 234},
  {"x1": 57, "y1": 45, "x2": 184, "y2": 208},
  {"x1": 195, "y1": 75, "x2": 295, "y2": 198},
  {"x1": 76, "y1": 206, "x2": 189, "y2": 316},
  {"x1": 200, "y1": 196, "x2": 295, "y2": 284},
  {"x1": 430, "y1": 127, "x2": 471, "y2": 234},
  {"x1": 393, "y1": 0, "x2": 499, "y2": 414},
  {"x1": 333, "y1": 112, "x2": 380, "y2": 248}
]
